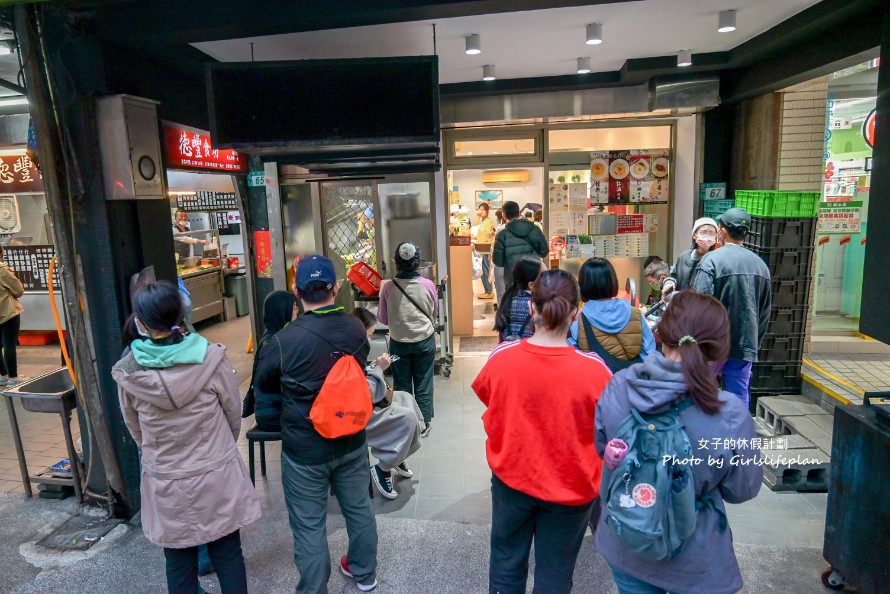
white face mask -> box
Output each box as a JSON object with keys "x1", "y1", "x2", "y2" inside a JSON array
[
  {"x1": 134, "y1": 317, "x2": 152, "y2": 339},
  {"x1": 695, "y1": 236, "x2": 716, "y2": 249}
]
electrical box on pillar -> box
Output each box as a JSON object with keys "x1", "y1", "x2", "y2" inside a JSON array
[{"x1": 96, "y1": 95, "x2": 164, "y2": 200}]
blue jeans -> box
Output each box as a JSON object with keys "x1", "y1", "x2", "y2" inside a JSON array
[
  {"x1": 610, "y1": 566, "x2": 672, "y2": 594},
  {"x1": 481, "y1": 253, "x2": 493, "y2": 293},
  {"x1": 281, "y1": 447, "x2": 378, "y2": 594},
  {"x1": 721, "y1": 358, "x2": 753, "y2": 406}
]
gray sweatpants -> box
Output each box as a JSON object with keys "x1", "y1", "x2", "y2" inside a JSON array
[{"x1": 281, "y1": 446, "x2": 378, "y2": 593}]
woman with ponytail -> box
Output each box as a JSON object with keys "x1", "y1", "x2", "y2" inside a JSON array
[
  {"x1": 594, "y1": 290, "x2": 762, "y2": 594},
  {"x1": 472, "y1": 269, "x2": 613, "y2": 594},
  {"x1": 112, "y1": 281, "x2": 260, "y2": 593}
]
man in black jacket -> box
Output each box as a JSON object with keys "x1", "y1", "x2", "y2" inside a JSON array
[
  {"x1": 492, "y1": 201, "x2": 549, "y2": 290},
  {"x1": 693, "y1": 208, "x2": 772, "y2": 406},
  {"x1": 255, "y1": 255, "x2": 378, "y2": 593}
]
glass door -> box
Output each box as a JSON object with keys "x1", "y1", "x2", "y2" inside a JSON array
[{"x1": 320, "y1": 181, "x2": 382, "y2": 310}]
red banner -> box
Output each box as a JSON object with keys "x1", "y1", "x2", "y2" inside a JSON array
[
  {"x1": 0, "y1": 152, "x2": 43, "y2": 193},
  {"x1": 616, "y1": 214, "x2": 645, "y2": 234},
  {"x1": 163, "y1": 123, "x2": 248, "y2": 173},
  {"x1": 254, "y1": 230, "x2": 273, "y2": 278}
]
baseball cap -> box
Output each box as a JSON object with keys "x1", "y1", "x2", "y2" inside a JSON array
[
  {"x1": 295, "y1": 255, "x2": 336, "y2": 291},
  {"x1": 718, "y1": 208, "x2": 752, "y2": 232}
]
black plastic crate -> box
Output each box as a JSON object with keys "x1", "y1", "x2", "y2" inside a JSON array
[
  {"x1": 758, "y1": 333, "x2": 805, "y2": 362},
  {"x1": 768, "y1": 306, "x2": 808, "y2": 335},
  {"x1": 771, "y1": 277, "x2": 812, "y2": 307},
  {"x1": 748, "y1": 245, "x2": 815, "y2": 278},
  {"x1": 747, "y1": 217, "x2": 817, "y2": 250},
  {"x1": 751, "y1": 360, "x2": 803, "y2": 393}
]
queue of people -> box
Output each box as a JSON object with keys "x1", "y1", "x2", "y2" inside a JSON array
[{"x1": 111, "y1": 206, "x2": 769, "y2": 593}]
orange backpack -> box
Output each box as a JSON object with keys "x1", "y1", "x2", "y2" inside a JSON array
[{"x1": 298, "y1": 324, "x2": 372, "y2": 439}]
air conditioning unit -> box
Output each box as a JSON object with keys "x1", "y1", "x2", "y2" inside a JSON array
[
  {"x1": 0, "y1": 194, "x2": 21, "y2": 234},
  {"x1": 482, "y1": 169, "x2": 530, "y2": 184}
]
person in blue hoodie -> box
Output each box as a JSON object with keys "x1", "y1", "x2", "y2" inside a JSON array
[
  {"x1": 569, "y1": 258, "x2": 655, "y2": 371},
  {"x1": 594, "y1": 290, "x2": 762, "y2": 594}
]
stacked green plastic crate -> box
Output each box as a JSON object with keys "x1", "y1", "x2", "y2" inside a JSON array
[{"x1": 735, "y1": 190, "x2": 819, "y2": 403}]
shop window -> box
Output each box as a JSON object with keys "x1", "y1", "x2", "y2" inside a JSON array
[{"x1": 446, "y1": 129, "x2": 544, "y2": 165}]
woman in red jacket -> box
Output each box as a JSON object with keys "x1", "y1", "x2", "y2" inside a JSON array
[{"x1": 472, "y1": 269, "x2": 613, "y2": 594}]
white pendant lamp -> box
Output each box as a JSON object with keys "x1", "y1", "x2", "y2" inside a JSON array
[
  {"x1": 465, "y1": 34, "x2": 481, "y2": 55},
  {"x1": 482, "y1": 65, "x2": 496, "y2": 81},
  {"x1": 577, "y1": 57, "x2": 591, "y2": 74},
  {"x1": 677, "y1": 50, "x2": 692, "y2": 67},
  {"x1": 586, "y1": 23, "x2": 603, "y2": 45},
  {"x1": 718, "y1": 10, "x2": 737, "y2": 33}
]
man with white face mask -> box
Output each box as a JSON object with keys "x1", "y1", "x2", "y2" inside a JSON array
[
  {"x1": 673, "y1": 217, "x2": 718, "y2": 290},
  {"x1": 693, "y1": 208, "x2": 771, "y2": 406}
]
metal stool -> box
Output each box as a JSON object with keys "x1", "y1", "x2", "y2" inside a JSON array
[{"x1": 245, "y1": 424, "x2": 281, "y2": 485}]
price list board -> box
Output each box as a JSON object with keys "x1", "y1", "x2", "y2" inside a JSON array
[
  {"x1": 4, "y1": 245, "x2": 61, "y2": 291},
  {"x1": 177, "y1": 190, "x2": 239, "y2": 212}
]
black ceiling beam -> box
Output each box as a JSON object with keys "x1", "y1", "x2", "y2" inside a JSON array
[
  {"x1": 720, "y1": 0, "x2": 882, "y2": 103},
  {"x1": 92, "y1": 0, "x2": 638, "y2": 45}
]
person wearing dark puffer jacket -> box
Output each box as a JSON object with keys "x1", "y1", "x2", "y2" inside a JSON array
[{"x1": 492, "y1": 200, "x2": 549, "y2": 290}]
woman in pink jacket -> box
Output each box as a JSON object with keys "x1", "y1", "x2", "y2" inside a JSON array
[{"x1": 112, "y1": 281, "x2": 260, "y2": 594}]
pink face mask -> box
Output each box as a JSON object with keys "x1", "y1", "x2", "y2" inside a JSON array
[{"x1": 696, "y1": 237, "x2": 716, "y2": 249}]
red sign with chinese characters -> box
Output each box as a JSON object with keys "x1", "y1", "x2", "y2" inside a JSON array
[
  {"x1": 163, "y1": 123, "x2": 248, "y2": 173},
  {"x1": 254, "y1": 230, "x2": 273, "y2": 278},
  {"x1": 0, "y1": 153, "x2": 43, "y2": 193},
  {"x1": 617, "y1": 214, "x2": 645, "y2": 234}
]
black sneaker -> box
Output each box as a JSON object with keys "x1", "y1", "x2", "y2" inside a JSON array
[
  {"x1": 420, "y1": 422, "x2": 432, "y2": 438},
  {"x1": 371, "y1": 464, "x2": 397, "y2": 499},
  {"x1": 393, "y1": 461, "x2": 413, "y2": 478}
]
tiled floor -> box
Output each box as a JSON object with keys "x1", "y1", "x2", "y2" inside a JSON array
[{"x1": 802, "y1": 352, "x2": 890, "y2": 405}]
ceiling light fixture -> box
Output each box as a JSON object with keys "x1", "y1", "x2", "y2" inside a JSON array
[
  {"x1": 718, "y1": 10, "x2": 737, "y2": 33},
  {"x1": 482, "y1": 65, "x2": 496, "y2": 81},
  {"x1": 677, "y1": 50, "x2": 692, "y2": 67},
  {"x1": 465, "y1": 34, "x2": 481, "y2": 55},
  {"x1": 577, "y1": 57, "x2": 591, "y2": 74},
  {"x1": 586, "y1": 23, "x2": 603, "y2": 45},
  {"x1": 0, "y1": 96, "x2": 27, "y2": 106}
]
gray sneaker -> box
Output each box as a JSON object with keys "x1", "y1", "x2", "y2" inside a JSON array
[
  {"x1": 420, "y1": 422, "x2": 432, "y2": 438},
  {"x1": 393, "y1": 461, "x2": 413, "y2": 478}
]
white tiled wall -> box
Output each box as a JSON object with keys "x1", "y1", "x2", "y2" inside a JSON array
[{"x1": 777, "y1": 78, "x2": 829, "y2": 192}]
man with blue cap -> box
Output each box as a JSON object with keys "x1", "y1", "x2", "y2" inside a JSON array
[
  {"x1": 255, "y1": 255, "x2": 379, "y2": 592},
  {"x1": 693, "y1": 208, "x2": 772, "y2": 406}
]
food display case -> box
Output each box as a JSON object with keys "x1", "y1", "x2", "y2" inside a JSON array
[{"x1": 175, "y1": 229, "x2": 224, "y2": 323}]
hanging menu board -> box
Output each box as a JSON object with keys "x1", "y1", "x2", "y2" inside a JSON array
[
  {"x1": 589, "y1": 148, "x2": 671, "y2": 203},
  {"x1": 177, "y1": 190, "x2": 240, "y2": 211},
  {"x1": 4, "y1": 245, "x2": 60, "y2": 292}
]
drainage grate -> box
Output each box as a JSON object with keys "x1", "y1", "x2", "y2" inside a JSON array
[{"x1": 37, "y1": 514, "x2": 123, "y2": 552}]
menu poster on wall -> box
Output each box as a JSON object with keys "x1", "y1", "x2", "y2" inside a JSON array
[
  {"x1": 617, "y1": 214, "x2": 645, "y2": 234},
  {"x1": 549, "y1": 184, "x2": 570, "y2": 235},
  {"x1": 566, "y1": 235, "x2": 581, "y2": 259},
  {"x1": 568, "y1": 183, "x2": 588, "y2": 210},
  {"x1": 649, "y1": 148, "x2": 671, "y2": 201},
  {"x1": 588, "y1": 213, "x2": 618, "y2": 235},
  {"x1": 817, "y1": 201, "x2": 862, "y2": 234},
  {"x1": 608, "y1": 150, "x2": 631, "y2": 203},
  {"x1": 550, "y1": 211, "x2": 569, "y2": 236},
  {"x1": 570, "y1": 212, "x2": 588, "y2": 234},
  {"x1": 643, "y1": 214, "x2": 659, "y2": 232},
  {"x1": 4, "y1": 245, "x2": 60, "y2": 292},
  {"x1": 627, "y1": 150, "x2": 651, "y2": 203},
  {"x1": 589, "y1": 151, "x2": 610, "y2": 204}
]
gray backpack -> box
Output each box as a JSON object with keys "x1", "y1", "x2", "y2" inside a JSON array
[{"x1": 600, "y1": 400, "x2": 698, "y2": 561}]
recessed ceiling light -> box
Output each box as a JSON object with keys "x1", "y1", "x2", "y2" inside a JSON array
[
  {"x1": 586, "y1": 23, "x2": 603, "y2": 45},
  {"x1": 577, "y1": 57, "x2": 591, "y2": 74},
  {"x1": 465, "y1": 34, "x2": 481, "y2": 55},
  {"x1": 718, "y1": 10, "x2": 737, "y2": 33},
  {"x1": 677, "y1": 50, "x2": 692, "y2": 67},
  {"x1": 482, "y1": 65, "x2": 496, "y2": 81}
]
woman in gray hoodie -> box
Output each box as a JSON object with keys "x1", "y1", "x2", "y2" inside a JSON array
[{"x1": 594, "y1": 290, "x2": 762, "y2": 594}]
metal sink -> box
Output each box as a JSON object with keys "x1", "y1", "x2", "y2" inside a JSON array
[{"x1": 3, "y1": 368, "x2": 77, "y2": 413}]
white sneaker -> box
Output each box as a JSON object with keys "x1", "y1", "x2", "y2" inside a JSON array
[
  {"x1": 393, "y1": 461, "x2": 413, "y2": 478},
  {"x1": 420, "y1": 422, "x2": 432, "y2": 438}
]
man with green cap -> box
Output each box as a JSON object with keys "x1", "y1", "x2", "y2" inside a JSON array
[{"x1": 693, "y1": 208, "x2": 771, "y2": 405}]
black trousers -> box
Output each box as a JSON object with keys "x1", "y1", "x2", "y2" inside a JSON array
[
  {"x1": 389, "y1": 334, "x2": 437, "y2": 423},
  {"x1": 0, "y1": 314, "x2": 20, "y2": 378},
  {"x1": 164, "y1": 530, "x2": 247, "y2": 594},
  {"x1": 489, "y1": 474, "x2": 594, "y2": 594}
]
